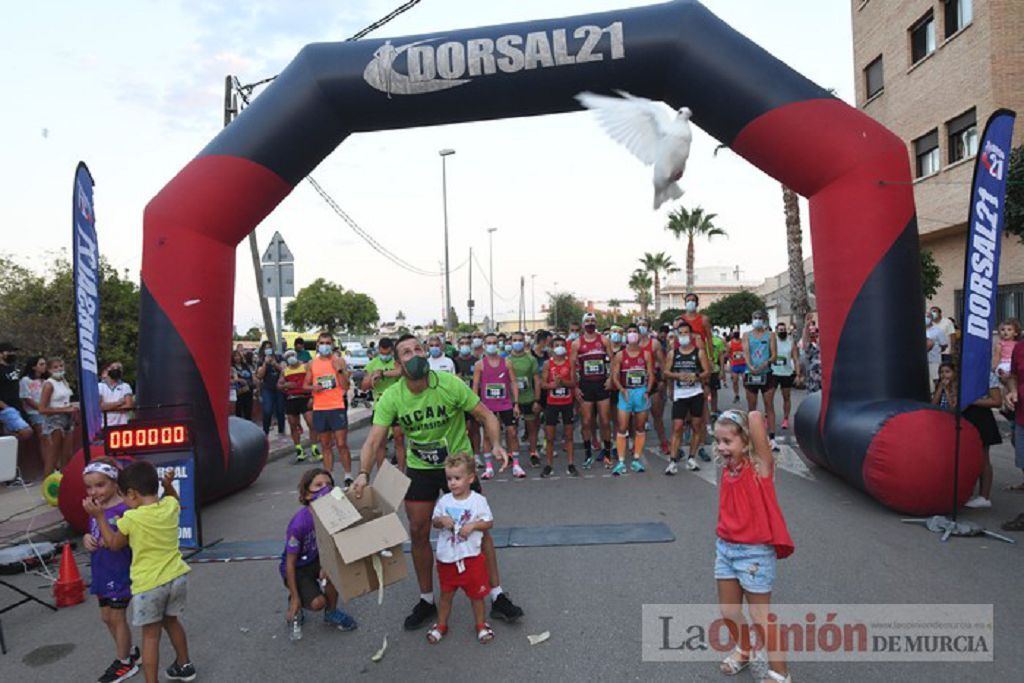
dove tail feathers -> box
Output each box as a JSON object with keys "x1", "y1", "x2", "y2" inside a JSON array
[{"x1": 654, "y1": 182, "x2": 684, "y2": 210}]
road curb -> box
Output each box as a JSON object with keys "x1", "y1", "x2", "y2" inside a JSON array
[{"x1": 265, "y1": 411, "x2": 373, "y2": 464}]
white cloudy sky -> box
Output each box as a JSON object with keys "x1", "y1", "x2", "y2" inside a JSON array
[{"x1": 1, "y1": 0, "x2": 853, "y2": 329}]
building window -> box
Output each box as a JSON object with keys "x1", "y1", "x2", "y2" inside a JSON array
[
  {"x1": 944, "y1": 0, "x2": 972, "y2": 38},
  {"x1": 910, "y1": 11, "x2": 936, "y2": 64},
  {"x1": 947, "y1": 108, "x2": 978, "y2": 164},
  {"x1": 914, "y1": 130, "x2": 940, "y2": 178},
  {"x1": 956, "y1": 283, "x2": 1024, "y2": 327},
  {"x1": 864, "y1": 56, "x2": 884, "y2": 99}
]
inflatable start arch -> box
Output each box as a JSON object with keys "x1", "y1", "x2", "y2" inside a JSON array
[{"x1": 128, "y1": 0, "x2": 979, "y2": 514}]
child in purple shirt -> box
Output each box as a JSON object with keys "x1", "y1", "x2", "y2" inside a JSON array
[
  {"x1": 282, "y1": 468, "x2": 358, "y2": 640},
  {"x1": 83, "y1": 458, "x2": 139, "y2": 683}
]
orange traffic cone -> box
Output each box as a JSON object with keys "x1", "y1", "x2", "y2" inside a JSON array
[{"x1": 53, "y1": 543, "x2": 85, "y2": 608}]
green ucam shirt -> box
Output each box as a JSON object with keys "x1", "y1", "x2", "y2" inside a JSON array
[
  {"x1": 506, "y1": 353, "x2": 538, "y2": 404},
  {"x1": 711, "y1": 335, "x2": 727, "y2": 373},
  {"x1": 364, "y1": 356, "x2": 400, "y2": 402},
  {"x1": 372, "y1": 370, "x2": 480, "y2": 470}
]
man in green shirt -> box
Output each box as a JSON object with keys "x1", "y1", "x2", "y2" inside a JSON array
[
  {"x1": 361, "y1": 337, "x2": 405, "y2": 466},
  {"x1": 354, "y1": 334, "x2": 524, "y2": 630},
  {"x1": 506, "y1": 330, "x2": 541, "y2": 466}
]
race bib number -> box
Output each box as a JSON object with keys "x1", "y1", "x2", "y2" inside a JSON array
[
  {"x1": 626, "y1": 369, "x2": 646, "y2": 388},
  {"x1": 485, "y1": 383, "x2": 507, "y2": 400},
  {"x1": 410, "y1": 439, "x2": 449, "y2": 465},
  {"x1": 732, "y1": 352, "x2": 744, "y2": 361},
  {"x1": 517, "y1": 377, "x2": 528, "y2": 391},
  {"x1": 316, "y1": 375, "x2": 337, "y2": 390},
  {"x1": 675, "y1": 378, "x2": 697, "y2": 390},
  {"x1": 551, "y1": 387, "x2": 570, "y2": 399},
  {"x1": 773, "y1": 358, "x2": 788, "y2": 367},
  {"x1": 746, "y1": 373, "x2": 767, "y2": 386},
  {"x1": 583, "y1": 359, "x2": 605, "y2": 377}
]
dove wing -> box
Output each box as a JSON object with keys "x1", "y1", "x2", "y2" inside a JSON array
[{"x1": 575, "y1": 91, "x2": 672, "y2": 166}]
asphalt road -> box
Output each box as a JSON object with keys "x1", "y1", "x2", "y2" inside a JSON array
[{"x1": 3, "y1": 390, "x2": 1023, "y2": 682}]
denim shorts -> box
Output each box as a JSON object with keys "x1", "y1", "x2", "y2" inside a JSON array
[
  {"x1": 714, "y1": 538, "x2": 777, "y2": 594},
  {"x1": 0, "y1": 406, "x2": 29, "y2": 434},
  {"x1": 617, "y1": 387, "x2": 650, "y2": 413}
]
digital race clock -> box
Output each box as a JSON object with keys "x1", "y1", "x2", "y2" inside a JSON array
[{"x1": 104, "y1": 421, "x2": 192, "y2": 456}]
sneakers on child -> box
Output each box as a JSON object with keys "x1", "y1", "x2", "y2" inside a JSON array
[
  {"x1": 97, "y1": 658, "x2": 138, "y2": 683},
  {"x1": 664, "y1": 461, "x2": 679, "y2": 476},
  {"x1": 611, "y1": 461, "x2": 627, "y2": 476},
  {"x1": 964, "y1": 496, "x2": 992, "y2": 509},
  {"x1": 630, "y1": 459, "x2": 646, "y2": 473},
  {"x1": 481, "y1": 465, "x2": 495, "y2": 480},
  {"x1": 164, "y1": 662, "x2": 197, "y2": 682},
  {"x1": 324, "y1": 607, "x2": 358, "y2": 631},
  {"x1": 512, "y1": 462, "x2": 527, "y2": 479}
]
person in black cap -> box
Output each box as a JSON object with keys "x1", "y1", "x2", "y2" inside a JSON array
[{"x1": 0, "y1": 342, "x2": 33, "y2": 440}]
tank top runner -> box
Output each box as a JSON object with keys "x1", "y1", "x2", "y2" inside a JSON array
[
  {"x1": 683, "y1": 312, "x2": 711, "y2": 353},
  {"x1": 479, "y1": 357, "x2": 513, "y2": 412},
  {"x1": 671, "y1": 345, "x2": 704, "y2": 399},
  {"x1": 282, "y1": 364, "x2": 310, "y2": 397},
  {"x1": 717, "y1": 463, "x2": 794, "y2": 559},
  {"x1": 454, "y1": 356, "x2": 476, "y2": 387},
  {"x1": 728, "y1": 338, "x2": 745, "y2": 368},
  {"x1": 576, "y1": 334, "x2": 608, "y2": 382},
  {"x1": 773, "y1": 337, "x2": 794, "y2": 377},
  {"x1": 747, "y1": 332, "x2": 772, "y2": 374},
  {"x1": 310, "y1": 356, "x2": 345, "y2": 411},
  {"x1": 545, "y1": 359, "x2": 574, "y2": 406},
  {"x1": 641, "y1": 338, "x2": 661, "y2": 378},
  {"x1": 619, "y1": 348, "x2": 649, "y2": 390}
]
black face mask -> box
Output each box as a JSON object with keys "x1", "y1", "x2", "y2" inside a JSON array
[
  {"x1": 108, "y1": 369, "x2": 123, "y2": 381},
  {"x1": 777, "y1": 331, "x2": 787, "y2": 339},
  {"x1": 404, "y1": 355, "x2": 430, "y2": 381}
]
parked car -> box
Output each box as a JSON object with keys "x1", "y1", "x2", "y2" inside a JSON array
[{"x1": 345, "y1": 346, "x2": 369, "y2": 370}]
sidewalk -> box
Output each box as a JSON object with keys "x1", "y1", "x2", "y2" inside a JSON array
[{"x1": 0, "y1": 406, "x2": 373, "y2": 548}]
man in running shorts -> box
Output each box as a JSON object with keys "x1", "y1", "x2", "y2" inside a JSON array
[
  {"x1": 771, "y1": 322, "x2": 801, "y2": 431},
  {"x1": 665, "y1": 320, "x2": 711, "y2": 473},
  {"x1": 570, "y1": 313, "x2": 614, "y2": 468},
  {"x1": 743, "y1": 311, "x2": 780, "y2": 451}
]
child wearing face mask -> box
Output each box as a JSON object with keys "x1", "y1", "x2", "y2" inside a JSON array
[{"x1": 282, "y1": 468, "x2": 357, "y2": 640}]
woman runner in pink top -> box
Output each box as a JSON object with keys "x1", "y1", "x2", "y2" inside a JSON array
[{"x1": 472, "y1": 334, "x2": 522, "y2": 480}]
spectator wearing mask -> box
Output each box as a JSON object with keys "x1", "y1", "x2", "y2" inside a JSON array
[
  {"x1": 801, "y1": 320, "x2": 822, "y2": 393},
  {"x1": 38, "y1": 357, "x2": 77, "y2": 474},
  {"x1": 99, "y1": 362, "x2": 134, "y2": 427},
  {"x1": 1, "y1": 342, "x2": 33, "y2": 441},
  {"x1": 427, "y1": 335, "x2": 456, "y2": 373},
  {"x1": 19, "y1": 355, "x2": 49, "y2": 439},
  {"x1": 256, "y1": 340, "x2": 286, "y2": 435},
  {"x1": 232, "y1": 350, "x2": 255, "y2": 420},
  {"x1": 294, "y1": 338, "x2": 312, "y2": 364},
  {"x1": 929, "y1": 306, "x2": 956, "y2": 363}
]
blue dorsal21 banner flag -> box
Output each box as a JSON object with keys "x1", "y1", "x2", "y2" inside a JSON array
[
  {"x1": 958, "y1": 109, "x2": 1016, "y2": 410},
  {"x1": 73, "y1": 162, "x2": 103, "y2": 447}
]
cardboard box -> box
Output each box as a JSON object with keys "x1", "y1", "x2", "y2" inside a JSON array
[{"x1": 310, "y1": 461, "x2": 411, "y2": 602}]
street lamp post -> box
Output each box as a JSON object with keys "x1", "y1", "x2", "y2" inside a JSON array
[
  {"x1": 487, "y1": 227, "x2": 497, "y2": 332},
  {"x1": 440, "y1": 149, "x2": 456, "y2": 331}
]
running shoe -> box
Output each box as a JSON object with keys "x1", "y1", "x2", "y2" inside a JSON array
[
  {"x1": 343, "y1": 476, "x2": 354, "y2": 489},
  {"x1": 770, "y1": 439, "x2": 780, "y2": 453},
  {"x1": 664, "y1": 461, "x2": 679, "y2": 476},
  {"x1": 698, "y1": 446, "x2": 711, "y2": 462},
  {"x1": 311, "y1": 448, "x2": 323, "y2": 463},
  {"x1": 567, "y1": 464, "x2": 579, "y2": 477},
  {"x1": 512, "y1": 463, "x2": 527, "y2": 479},
  {"x1": 129, "y1": 647, "x2": 140, "y2": 664},
  {"x1": 404, "y1": 599, "x2": 438, "y2": 630},
  {"x1": 490, "y1": 593, "x2": 524, "y2": 622},
  {"x1": 685, "y1": 457, "x2": 700, "y2": 471},
  {"x1": 630, "y1": 459, "x2": 646, "y2": 473},
  {"x1": 529, "y1": 453, "x2": 541, "y2": 468},
  {"x1": 164, "y1": 662, "x2": 197, "y2": 682},
  {"x1": 481, "y1": 465, "x2": 495, "y2": 480},
  {"x1": 964, "y1": 496, "x2": 992, "y2": 509},
  {"x1": 611, "y1": 461, "x2": 627, "y2": 476},
  {"x1": 781, "y1": 418, "x2": 789, "y2": 430},
  {"x1": 582, "y1": 454, "x2": 594, "y2": 469},
  {"x1": 475, "y1": 454, "x2": 485, "y2": 469},
  {"x1": 324, "y1": 607, "x2": 358, "y2": 631},
  {"x1": 295, "y1": 445, "x2": 307, "y2": 462},
  {"x1": 541, "y1": 465, "x2": 553, "y2": 478},
  {"x1": 660, "y1": 441, "x2": 670, "y2": 456},
  {"x1": 97, "y1": 658, "x2": 138, "y2": 683}
]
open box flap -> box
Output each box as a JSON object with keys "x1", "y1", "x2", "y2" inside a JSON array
[
  {"x1": 372, "y1": 460, "x2": 411, "y2": 510},
  {"x1": 310, "y1": 486, "x2": 363, "y2": 534},
  {"x1": 336, "y1": 514, "x2": 410, "y2": 564}
]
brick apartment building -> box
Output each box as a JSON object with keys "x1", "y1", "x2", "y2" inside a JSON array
[{"x1": 851, "y1": 0, "x2": 1024, "y2": 323}]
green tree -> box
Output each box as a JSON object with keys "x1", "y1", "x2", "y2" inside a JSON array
[
  {"x1": 628, "y1": 269, "x2": 653, "y2": 318},
  {"x1": 285, "y1": 278, "x2": 379, "y2": 335},
  {"x1": 665, "y1": 206, "x2": 727, "y2": 288},
  {"x1": 0, "y1": 253, "x2": 140, "y2": 389},
  {"x1": 920, "y1": 249, "x2": 943, "y2": 301},
  {"x1": 241, "y1": 327, "x2": 263, "y2": 341},
  {"x1": 639, "y1": 252, "x2": 679, "y2": 317},
  {"x1": 1006, "y1": 145, "x2": 1024, "y2": 244},
  {"x1": 658, "y1": 308, "x2": 683, "y2": 327},
  {"x1": 703, "y1": 291, "x2": 767, "y2": 329},
  {"x1": 546, "y1": 292, "x2": 586, "y2": 330}
]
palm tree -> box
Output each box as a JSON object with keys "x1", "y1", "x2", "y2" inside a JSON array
[
  {"x1": 639, "y1": 252, "x2": 679, "y2": 317},
  {"x1": 782, "y1": 185, "x2": 810, "y2": 341},
  {"x1": 628, "y1": 269, "x2": 653, "y2": 318},
  {"x1": 665, "y1": 206, "x2": 727, "y2": 289}
]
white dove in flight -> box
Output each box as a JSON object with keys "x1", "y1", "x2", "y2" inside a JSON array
[{"x1": 576, "y1": 90, "x2": 693, "y2": 210}]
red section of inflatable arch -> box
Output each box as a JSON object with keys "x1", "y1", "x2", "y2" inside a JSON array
[
  {"x1": 863, "y1": 411, "x2": 983, "y2": 515},
  {"x1": 142, "y1": 156, "x2": 293, "y2": 463},
  {"x1": 730, "y1": 99, "x2": 916, "y2": 418}
]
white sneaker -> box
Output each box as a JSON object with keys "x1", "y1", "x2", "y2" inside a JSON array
[
  {"x1": 685, "y1": 457, "x2": 700, "y2": 471},
  {"x1": 964, "y1": 496, "x2": 992, "y2": 509},
  {"x1": 664, "y1": 461, "x2": 679, "y2": 476},
  {"x1": 481, "y1": 466, "x2": 494, "y2": 480},
  {"x1": 475, "y1": 455, "x2": 484, "y2": 469},
  {"x1": 770, "y1": 438, "x2": 780, "y2": 452},
  {"x1": 512, "y1": 463, "x2": 527, "y2": 479}
]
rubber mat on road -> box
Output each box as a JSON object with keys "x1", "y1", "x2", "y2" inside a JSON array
[{"x1": 189, "y1": 523, "x2": 673, "y2": 563}]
